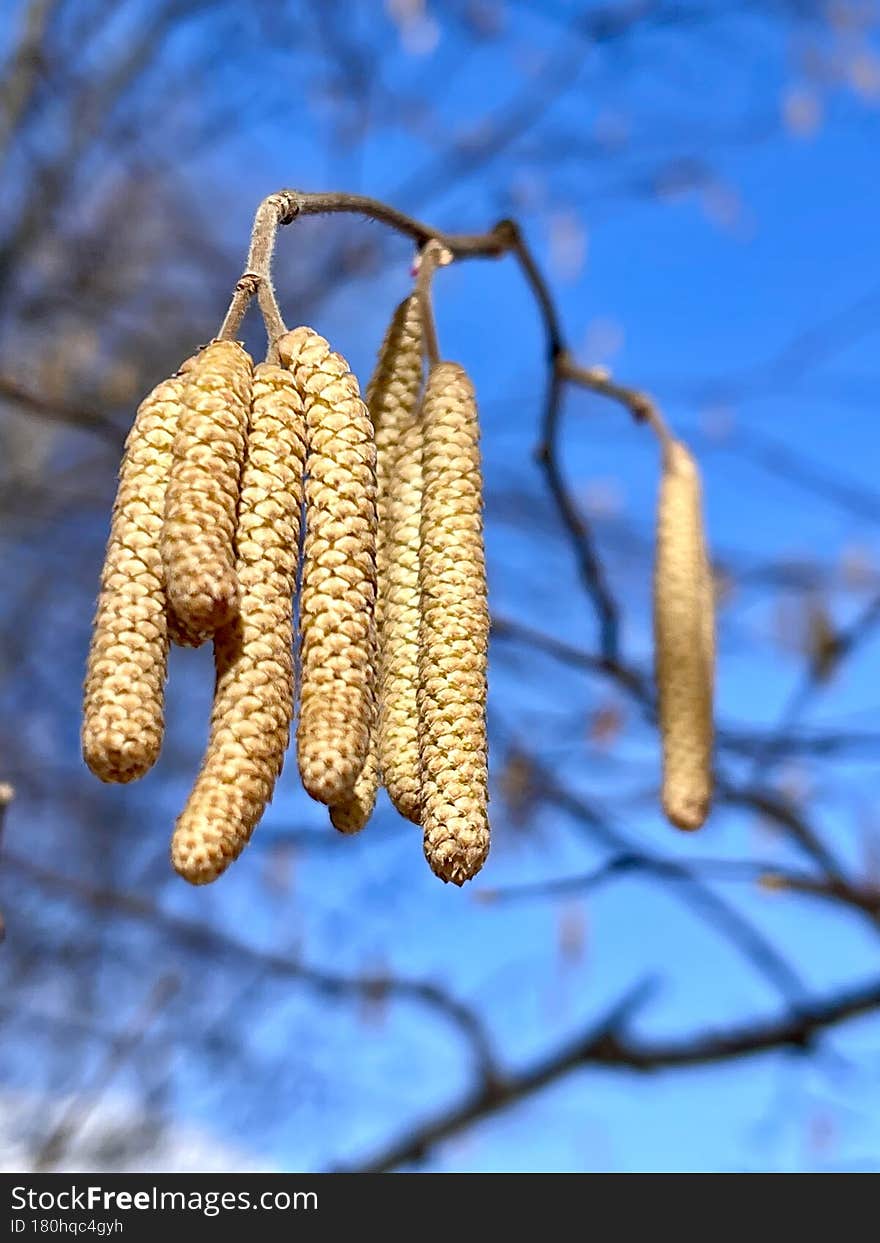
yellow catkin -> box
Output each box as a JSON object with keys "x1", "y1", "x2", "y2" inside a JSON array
[
  {"x1": 328, "y1": 737, "x2": 380, "y2": 833},
  {"x1": 654, "y1": 438, "x2": 715, "y2": 830},
  {"x1": 378, "y1": 417, "x2": 424, "y2": 823},
  {"x1": 166, "y1": 607, "x2": 209, "y2": 649},
  {"x1": 418, "y1": 362, "x2": 490, "y2": 885},
  {"x1": 162, "y1": 339, "x2": 252, "y2": 635},
  {"x1": 83, "y1": 378, "x2": 177, "y2": 782},
  {"x1": 331, "y1": 296, "x2": 425, "y2": 832},
  {"x1": 370, "y1": 295, "x2": 425, "y2": 825},
  {"x1": 83, "y1": 363, "x2": 203, "y2": 782},
  {"x1": 277, "y1": 327, "x2": 378, "y2": 808},
  {"x1": 171, "y1": 364, "x2": 306, "y2": 884}
]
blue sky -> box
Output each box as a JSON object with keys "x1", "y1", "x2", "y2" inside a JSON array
[{"x1": 2, "y1": 0, "x2": 880, "y2": 1173}]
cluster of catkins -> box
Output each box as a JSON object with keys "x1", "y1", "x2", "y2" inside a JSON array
[{"x1": 82, "y1": 295, "x2": 489, "y2": 886}]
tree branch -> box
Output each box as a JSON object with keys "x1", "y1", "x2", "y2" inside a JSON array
[
  {"x1": 2, "y1": 850, "x2": 497, "y2": 1082},
  {"x1": 337, "y1": 972, "x2": 880, "y2": 1172},
  {"x1": 221, "y1": 189, "x2": 675, "y2": 659}
]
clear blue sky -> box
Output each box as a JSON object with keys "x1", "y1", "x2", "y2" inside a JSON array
[{"x1": 2, "y1": 0, "x2": 880, "y2": 1173}]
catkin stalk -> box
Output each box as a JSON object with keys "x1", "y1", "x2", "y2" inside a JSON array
[
  {"x1": 418, "y1": 362, "x2": 490, "y2": 885},
  {"x1": 171, "y1": 364, "x2": 306, "y2": 884},
  {"x1": 654, "y1": 438, "x2": 715, "y2": 830},
  {"x1": 83, "y1": 365, "x2": 196, "y2": 782},
  {"x1": 162, "y1": 340, "x2": 252, "y2": 635},
  {"x1": 277, "y1": 327, "x2": 378, "y2": 808}
]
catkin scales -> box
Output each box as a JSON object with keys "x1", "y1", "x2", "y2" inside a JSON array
[
  {"x1": 172, "y1": 364, "x2": 306, "y2": 883},
  {"x1": 83, "y1": 373, "x2": 188, "y2": 783},
  {"x1": 654, "y1": 439, "x2": 714, "y2": 831},
  {"x1": 277, "y1": 327, "x2": 378, "y2": 809},
  {"x1": 162, "y1": 340, "x2": 252, "y2": 636},
  {"x1": 418, "y1": 362, "x2": 490, "y2": 885}
]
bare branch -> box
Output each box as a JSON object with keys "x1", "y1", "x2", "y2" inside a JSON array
[
  {"x1": 2, "y1": 850, "x2": 498, "y2": 1082},
  {"x1": 221, "y1": 189, "x2": 680, "y2": 659},
  {"x1": 338, "y1": 972, "x2": 880, "y2": 1172}
]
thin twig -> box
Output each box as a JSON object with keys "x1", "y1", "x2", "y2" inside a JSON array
[
  {"x1": 3, "y1": 850, "x2": 498, "y2": 1082},
  {"x1": 32, "y1": 974, "x2": 178, "y2": 1171},
  {"x1": 337, "y1": 971, "x2": 880, "y2": 1172},
  {"x1": 559, "y1": 353, "x2": 673, "y2": 444},
  {"x1": 217, "y1": 191, "x2": 294, "y2": 343},
  {"x1": 413, "y1": 239, "x2": 452, "y2": 369}
]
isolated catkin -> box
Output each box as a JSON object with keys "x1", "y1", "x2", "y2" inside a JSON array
[
  {"x1": 83, "y1": 365, "x2": 197, "y2": 782},
  {"x1": 277, "y1": 326, "x2": 378, "y2": 808},
  {"x1": 418, "y1": 362, "x2": 490, "y2": 885},
  {"x1": 171, "y1": 364, "x2": 306, "y2": 884},
  {"x1": 654, "y1": 438, "x2": 715, "y2": 831},
  {"x1": 162, "y1": 339, "x2": 252, "y2": 635}
]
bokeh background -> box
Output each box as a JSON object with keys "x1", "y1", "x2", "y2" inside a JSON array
[{"x1": 2, "y1": 0, "x2": 880, "y2": 1173}]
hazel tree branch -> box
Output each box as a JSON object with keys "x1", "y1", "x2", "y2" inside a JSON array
[
  {"x1": 7, "y1": 841, "x2": 880, "y2": 1174},
  {"x1": 491, "y1": 614, "x2": 879, "y2": 925},
  {"x1": 480, "y1": 854, "x2": 880, "y2": 921},
  {"x1": 220, "y1": 189, "x2": 674, "y2": 660},
  {"x1": 339, "y1": 971, "x2": 880, "y2": 1172},
  {"x1": 2, "y1": 849, "x2": 498, "y2": 1083}
]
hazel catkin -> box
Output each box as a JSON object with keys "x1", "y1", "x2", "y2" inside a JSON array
[
  {"x1": 654, "y1": 438, "x2": 715, "y2": 831},
  {"x1": 277, "y1": 327, "x2": 378, "y2": 808},
  {"x1": 83, "y1": 365, "x2": 197, "y2": 783},
  {"x1": 418, "y1": 362, "x2": 490, "y2": 885},
  {"x1": 329, "y1": 297, "x2": 426, "y2": 832},
  {"x1": 328, "y1": 745, "x2": 380, "y2": 834},
  {"x1": 171, "y1": 363, "x2": 306, "y2": 884},
  {"x1": 378, "y1": 417, "x2": 424, "y2": 824},
  {"x1": 366, "y1": 294, "x2": 426, "y2": 825},
  {"x1": 162, "y1": 339, "x2": 252, "y2": 635}
]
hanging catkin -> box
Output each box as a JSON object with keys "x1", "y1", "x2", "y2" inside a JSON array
[
  {"x1": 277, "y1": 327, "x2": 378, "y2": 808},
  {"x1": 171, "y1": 364, "x2": 305, "y2": 884},
  {"x1": 379, "y1": 418, "x2": 424, "y2": 823},
  {"x1": 166, "y1": 608, "x2": 209, "y2": 649},
  {"x1": 328, "y1": 742, "x2": 380, "y2": 834},
  {"x1": 162, "y1": 339, "x2": 252, "y2": 635},
  {"x1": 418, "y1": 362, "x2": 490, "y2": 885},
  {"x1": 368, "y1": 295, "x2": 425, "y2": 824},
  {"x1": 83, "y1": 363, "x2": 199, "y2": 782},
  {"x1": 654, "y1": 438, "x2": 715, "y2": 831},
  {"x1": 330, "y1": 296, "x2": 425, "y2": 832}
]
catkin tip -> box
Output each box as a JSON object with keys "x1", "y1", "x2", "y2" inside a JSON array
[
  {"x1": 298, "y1": 734, "x2": 363, "y2": 807},
  {"x1": 170, "y1": 560, "x2": 240, "y2": 632},
  {"x1": 83, "y1": 729, "x2": 160, "y2": 785},
  {"x1": 329, "y1": 801, "x2": 370, "y2": 836},
  {"x1": 329, "y1": 723, "x2": 380, "y2": 833},
  {"x1": 425, "y1": 831, "x2": 490, "y2": 887},
  {"x1": 663, "y1": 790, "x2": 710, "y2": 832},
  {"x1": 171, "y1": 823, "x2": 238, "y2": 885}
]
